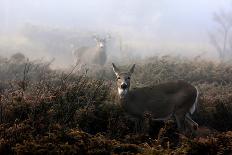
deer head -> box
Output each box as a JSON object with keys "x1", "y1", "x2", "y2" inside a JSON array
[
  {"x1": 112, "y1": 63, "x2": 135, "y2": 98},
  {"x1": 93, "y1": 34, "x2": 111, "y2": 49}
]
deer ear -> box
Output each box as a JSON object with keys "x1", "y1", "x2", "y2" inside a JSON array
[
  {"x1": 129, "y1": 64, "x2": 135, "y2": 75},
  {"x1": 106, "y1": 33, "x2": 111, "y2": 40},
  {"x1": 92, "y1": 34, "x2": 99, "y2": 41},
  {"x1": 112, "y1": 63, "x2": 120, "y2": 76}
]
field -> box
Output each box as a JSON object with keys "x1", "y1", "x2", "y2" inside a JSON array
[{"x1": 0, "y1": 55, "x2": 232, "y2": 154}]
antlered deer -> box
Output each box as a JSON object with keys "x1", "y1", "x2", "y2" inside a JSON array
[
  {"x1": 112, "y1": 63, "x2": 199, "y2": 133},
  {"x1": 72, "y1": 35, "x2": 110, "y2": 66}
]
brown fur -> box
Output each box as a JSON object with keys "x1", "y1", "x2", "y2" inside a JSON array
[
  {"x1": 112, "y1": 63, "x2": 199, "y2": 133},
  {"x1": 72, "y1": 37, "x2": 107, "y2": 66}
]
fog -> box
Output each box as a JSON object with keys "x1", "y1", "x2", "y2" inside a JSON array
[{"x1": 0, "y1": 0, "x2": 231, "y2": 68}]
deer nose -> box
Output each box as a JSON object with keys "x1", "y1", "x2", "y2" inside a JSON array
[
  {"x1": 99, "y1": 43, "x2": 104, "y2": 48},
  {"x1": 121, "y1": 83, "x2": 127, "y2": 89}
]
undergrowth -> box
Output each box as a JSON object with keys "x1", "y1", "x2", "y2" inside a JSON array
[{"x1": 0, "y1": 55, "x2": 232, "y2": 154}]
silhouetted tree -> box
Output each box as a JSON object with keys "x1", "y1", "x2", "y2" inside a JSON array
[{"x1": 210, "y1": 9, "x2": 232, "y2": 61}]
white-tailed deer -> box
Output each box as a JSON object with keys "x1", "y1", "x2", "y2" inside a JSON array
[
  {"x1": 72, "y1": 35, "x2": 110, "y2": 66},
  {"x1": 112, "y1": 63, "x2": 199, "y2": 133}
]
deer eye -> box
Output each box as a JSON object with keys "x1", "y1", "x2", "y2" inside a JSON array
[
  {"x1": 117, "y1": 77, "x2": 121, "y2": 80},
  {"x1": 127, "y1": 77, "x2": 130, "y2": 80}
]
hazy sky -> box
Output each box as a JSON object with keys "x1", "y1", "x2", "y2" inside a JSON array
[
  {"x1": 0, "y1": 0, "x2": 232, "y2": 59},
  {"x1": 1, "y1": 0, "x2": 230, "y2": 30}
]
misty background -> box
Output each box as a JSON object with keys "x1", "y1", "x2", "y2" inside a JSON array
[{"x1": 0, "y1": 0, "x2": 231, "y2": 68}]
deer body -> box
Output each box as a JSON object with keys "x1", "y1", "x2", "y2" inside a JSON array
[
  {"x1": 121, "y1": 81, "x2": 197, "y2": 119},
  {"x1": 73, "y1": 46, "x2": 106, "y2": 66},
  {"x1": 72, "y1": 35, "x2": 109, "y2": 66},
  {"x1": 112, "y1": 63, "x2": 199, "y2": 133}
]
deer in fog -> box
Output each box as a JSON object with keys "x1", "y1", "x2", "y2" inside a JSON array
[
  {"x1": 112, "y1": 63, "x2": 199, "y2": 134},
  {"x1": 72, "y1": 35, "x2": 110, "y2": 66}
]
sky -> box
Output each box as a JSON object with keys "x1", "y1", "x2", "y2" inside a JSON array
[
  {"x1": 0, "y1": 1, "x2": 230, "y2": 31},
  {"x1": 0, "y1": 0, "x2": 232, "y2": 61}
]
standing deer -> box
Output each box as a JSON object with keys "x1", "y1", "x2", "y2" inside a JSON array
[
  {"x1": 72, "y1": 35, "x2": 110, "y2": 66},
  {"x1": 112, "y1": 63, "x2": 199, "y2": 133}
]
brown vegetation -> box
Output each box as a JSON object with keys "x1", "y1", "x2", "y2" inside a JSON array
[{"x1": 0, "y1": 55, "x2": 232, "y2": 154}]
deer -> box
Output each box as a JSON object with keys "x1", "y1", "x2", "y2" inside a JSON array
[
  {"x1": 72, "y1": 35, "x2": 110, "y2": 66},
  {"x1": 112, "y1": 63, "x2": 199, "y2": 134}
]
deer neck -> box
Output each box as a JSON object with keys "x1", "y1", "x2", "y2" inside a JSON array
[
  {"x1": 117, "y1": 89, "x2": 130, "y2": 107},
  {"x1": 118, "y1": 87, "x2": 127, "y2": 96},
  {"x1": 117, "y1": 91, "x2": 144, "y2": 117},
  {"x1": 100, "y1": 48, "x2": 106, "y2": 54}
]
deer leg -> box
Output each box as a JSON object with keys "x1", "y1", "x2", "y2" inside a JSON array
[
  {"x1": 135, "y1": 119, "x2": 146, "y2": 134},
  {"x1": 130, "y1": 117, "x2": 142, "y2": 133},
  {"x1": 141, "y1": 117, "x2": 150, "y2": 135},
  {"x1": 174, "y1": 112, "x2": 186, "y2": 133},
  {"x1": 185, "y1": 113, "x2": 198, "y2": 131},
  {"x1": 141, "y1": 112, "x2": 152, "y2": 134}
]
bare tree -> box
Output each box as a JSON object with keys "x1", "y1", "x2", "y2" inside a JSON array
[{"x1": 210, "y1": 9, "x2": 232, "y2": 61}]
